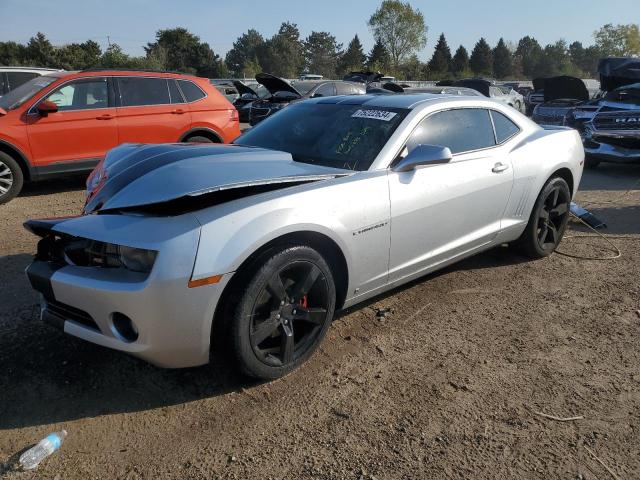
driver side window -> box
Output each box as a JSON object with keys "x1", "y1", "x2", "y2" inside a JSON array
[
  {"x1": 406, "y1": 108, "x2": 496, "y2": 155},
  {"x1": 43, "y1": 78, "x2": 109, "y2": 111}
]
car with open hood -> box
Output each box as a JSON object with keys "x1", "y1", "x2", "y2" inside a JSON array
[
  {"x1": 248, "y1": 73, "x2": 365, "y2": 125},
  {"x1": 531, "y1": 76, "x2": 590, "y2": 126},
  {"x1": 231, "y1": 80, "x2": 268, "y2": 122},
  {"x1": 565, "y1": 58, "x2": 640, "y2": 167},
  {"x1": 0, "y1": 69, "x2": 240, "y2": 204},
  {"x1": 24, "y1": 93, "x2": 583, "y2": 380}
]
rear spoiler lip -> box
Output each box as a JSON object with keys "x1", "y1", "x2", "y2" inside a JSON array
[{"x1": 24, "y1": 216, "x2": 80, "y2": 237}]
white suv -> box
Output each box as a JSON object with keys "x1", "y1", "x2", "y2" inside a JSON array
[{"x1": 0, "y1": 67, "x2": 63, "y2": 97}]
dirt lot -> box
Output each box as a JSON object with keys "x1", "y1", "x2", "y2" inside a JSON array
[{"x1": 1, "y1": 164, "x2": 639, "y2": 479}]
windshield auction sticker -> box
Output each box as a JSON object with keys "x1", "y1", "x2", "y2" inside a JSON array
[{"x1": 352, "y1": 109, "x2": 397, "y2": 121}]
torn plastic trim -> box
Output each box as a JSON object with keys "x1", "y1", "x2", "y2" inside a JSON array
[{"x1": 98, "y1": 173, "x2": 352, "y2": 216}]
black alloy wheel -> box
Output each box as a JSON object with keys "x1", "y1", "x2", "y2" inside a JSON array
[
  {"x1": 230, "y1": 246, "x2": 336, "y2": 379},
  {"x1": 536, "y1": 184, "x2": 570, "y2": 253},
  {"x1": 515, "y1": 176, "x2": 571, "y2": 258}
]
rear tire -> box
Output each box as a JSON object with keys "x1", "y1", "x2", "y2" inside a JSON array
[
  {"x1": 0, "y1": 152, "x2": 24, "y2": 205},
  {"x1": 185, "y1": 135, "x2": 214, "y2": 144},
  {"x1": 229, "y1": 245, "x2": 336, "y2": 380},
  {"x1": 514, "y1": 176, "x2": 571, "y2": 259}
]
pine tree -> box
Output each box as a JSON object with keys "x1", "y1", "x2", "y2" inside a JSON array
[
  {"x1": 469, "y1": 38, "x2": 493, "y2": 77},
  {"x1": 338, "y1": 35, "x2": 366, "y2": 76},
  {"x1": 492, "y1": 38, "x2": 513, "y2": 79},
  {"x1": 451, "y1": 45, "x2": 469, "y2": 77},
  {"x1": 367, "y1": 39, "x2": 390, "y2": 73},
  {"x1": 427, "y1": 33, "x2": 452, "y2": 76}
]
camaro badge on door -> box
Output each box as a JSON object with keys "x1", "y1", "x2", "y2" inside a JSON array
[{"x1": 352, "y1": 221, "x2": 389, "y2": 236}]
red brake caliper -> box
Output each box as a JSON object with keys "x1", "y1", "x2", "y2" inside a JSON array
[{"x1": 299, "y1": 295, "x2": 308, "y2": 309}]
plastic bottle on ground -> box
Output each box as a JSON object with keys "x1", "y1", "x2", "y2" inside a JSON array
[{"x1": 18, "y1": 430, "x2": 67, "y2": 470}]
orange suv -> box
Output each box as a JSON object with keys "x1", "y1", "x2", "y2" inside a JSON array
[{"x1": 0, "y1": 70, "x2": 241, "y2": 203}]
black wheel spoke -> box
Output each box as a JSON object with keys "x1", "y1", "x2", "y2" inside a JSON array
[
  {"x1": 294, "y1": 307, "x2": 327, "y2": 325},
  {"x1": 546, "y1": 187, "x2": 559, "y2": 207},
  {"x1": 281, "y1": 323, "x2": 294, "y2": 364},
  {"x1": 547, "y1": 223, "x2": 558, "y2": 245},
  {"x1": 251, "y1": 312, "x2": 280, "y2": 345},
  {"x1": 266, "y1": 273, "x2": 287, "y2": 302},
  {"x1": 291, "y1": 265, "x2": 321, "y2": 300},
  {"x1": 539, "y1": 208, "x2": 549, "y2": 222},
  {"x1": 550, "y1": 202, "x2": 568, "y2": 217},
  {"x1": 538, "y1": 223, "x2": 548, "y2": 243}
]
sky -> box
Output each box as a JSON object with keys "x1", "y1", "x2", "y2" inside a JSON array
[{"x1": 0, "y1": 0, "x2": 637, "y2": 60}]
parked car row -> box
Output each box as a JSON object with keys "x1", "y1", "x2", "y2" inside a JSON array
[
  {"x1": 0, "y1": 69, "x2": 240, "y2": 203},
  {"x1": 526, "y1": 58, "x2": 640, "y2": 168}
]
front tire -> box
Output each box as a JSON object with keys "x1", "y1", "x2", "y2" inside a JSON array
[
  {"x1": 0, "y1": 152, "x2": 24, "y2": 205},
  {"x1": 515, "y1": 177, "x2": 571, "y2": 259},
  {"x1": 231, "y1": 245, "x2": 336, "y2": 379},
  {"x1": 185, "y1": 135, "x2": 214, "y2": 144}
]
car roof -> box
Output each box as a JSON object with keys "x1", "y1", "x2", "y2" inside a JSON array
[
  {"x1": 48, "y1": 69, "x2": 202, "y2": 80},
  {"x1": 0, "y1": 67, "x2": 62, "y2": 72},
  {"x1": 307, "y1": 93, "x2": 473, "y2": 109}
]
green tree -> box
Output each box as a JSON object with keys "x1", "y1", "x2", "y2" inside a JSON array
[
  {"x1": 492, "y1": 38, "x2": 513, "y2": 79},
  {"x1": 303, "y1": 31, "x2": 342, "y2": 78},
  {"x1": 225, "y1": 29, "x2": 265, "y2": 77},
  {"x1": 515, "y1": 36, "x2": 543, "y2": 79},
  {"x1": 100, "y1": 43, "x2": 133, "y2": 68},
  {"x1": 398, "y1": 54, "x2": 424, "y2": 80},
  {"x1": 451, "y1": 45, "x2": 469, "y2": 77},
  {"x1": 366, "y1": 39, "x2": 390, "y2": 73},
  {"x1": 337, "y1": 35, "x2": 366, "y2": 76},
  {"x1": 368, "y1": 0, "x2": 427, "y2": 69},
  {"x1": 427, "y1": 33, "x2": 451, "y2": 76},
  {"x1": 594, "y1": 23, "x2": 640, "y2": 57},
  {"x1": 55, "y1": 40, "x2": 102, "y2": 70},
  {"x1": 469, "y1": 38, "x2": 493, "y2": 77},
  {"x1": 0, "y1": 41, "x2": 27, "y2": 66},
  {"x1": 26, "y1": 32, "x2": 56, "y2": 67},
  {"x1": 537, "y1": 40, "x2": 571, "y2": 77},
  {"x1": 258, "y1": 22, "x2": 304, "y2": 78},
  {"x1": 145, "y1": 27, "x2": 222, "y2": 76}
]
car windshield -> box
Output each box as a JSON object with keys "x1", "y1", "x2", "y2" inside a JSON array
[
  {"x1": 234, "y1": 102, "x2": 408, "y2": 171},
  {"x1": 605, "y1": 83, "x2": 640, "y2": 106},
  {"x1": 0, "y1": 75, "x2": 57, "y2": 111},
  {"x1": 291, "y1": 81, "x2": 320, "y2": 96}
]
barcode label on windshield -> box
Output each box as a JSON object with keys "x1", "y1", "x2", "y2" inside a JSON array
[{"x1": 351, "y1": 109, "x2": 397, "y2": 121}]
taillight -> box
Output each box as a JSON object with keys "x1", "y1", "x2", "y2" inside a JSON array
[{"x1": 230, "y1": 108, "x2": 239, "y2": 122}]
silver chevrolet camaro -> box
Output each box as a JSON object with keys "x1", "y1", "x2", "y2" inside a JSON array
[{"x1": 25, "y1": 93, "x2": 584, "y2": 379}]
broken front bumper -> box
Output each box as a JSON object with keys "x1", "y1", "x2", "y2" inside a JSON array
[{"x1": 24, "y1": 213, "x2": 231, "y2": 368}]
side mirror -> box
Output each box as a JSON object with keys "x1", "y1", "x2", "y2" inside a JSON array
[
  {"x1": 392, "y1": 144, "x2": 452, "y2": 172},
  {"x1": 37, "y1": 100, "x2": 59, "y2": 116}
]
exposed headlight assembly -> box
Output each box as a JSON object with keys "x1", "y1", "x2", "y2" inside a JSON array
[{"x1": 117, "y1": 245, "x2": 157, "y2": 273}]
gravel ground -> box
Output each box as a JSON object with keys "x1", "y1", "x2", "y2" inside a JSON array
[{"x1": 1, "y1": 164, "x2": 639, "y2": 479}]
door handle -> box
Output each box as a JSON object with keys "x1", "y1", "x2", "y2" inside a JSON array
[
  {"x1": 171, "y1": 109, "x2": 185, "y2": 114},
  {"x1": 96, "y1": 114, "x2": 114, "y2": 120},
  {"x1": 492, "y1": 162, "x2": 509, "y2": 173}
]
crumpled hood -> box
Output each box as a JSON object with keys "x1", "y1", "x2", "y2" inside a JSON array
[
  {"x1": 255, "y1": 73, "x2": 301, "y2": 97},
  {"x1": 84, "y1": 143, "x2": 351, "y2": 214},
  {"x1": 543, "y1": 76, "x2": 589, "y2": 102}
]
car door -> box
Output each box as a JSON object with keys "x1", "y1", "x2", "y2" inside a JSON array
[
  {"x1": 26, "y1": 76, "x2": 118, "y2": 169},
  {"x1": 115, "y1": 76, "x2": 192, "y2": 144},
  {"x1": 387, "y1": 108, "x2": 514, "y2": 282}
]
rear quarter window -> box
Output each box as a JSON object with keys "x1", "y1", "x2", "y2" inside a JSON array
[
  {"x1": 178, "y1": 80, "x2": 206, "y2": 102},
  {"x1": 491, "y1": 110, "x2": 520, "y2": 143}
]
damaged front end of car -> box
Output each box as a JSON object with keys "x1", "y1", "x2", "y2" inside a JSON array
[{"x1": 531, "y1": 76, "x2": 590, "y2": 126}]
